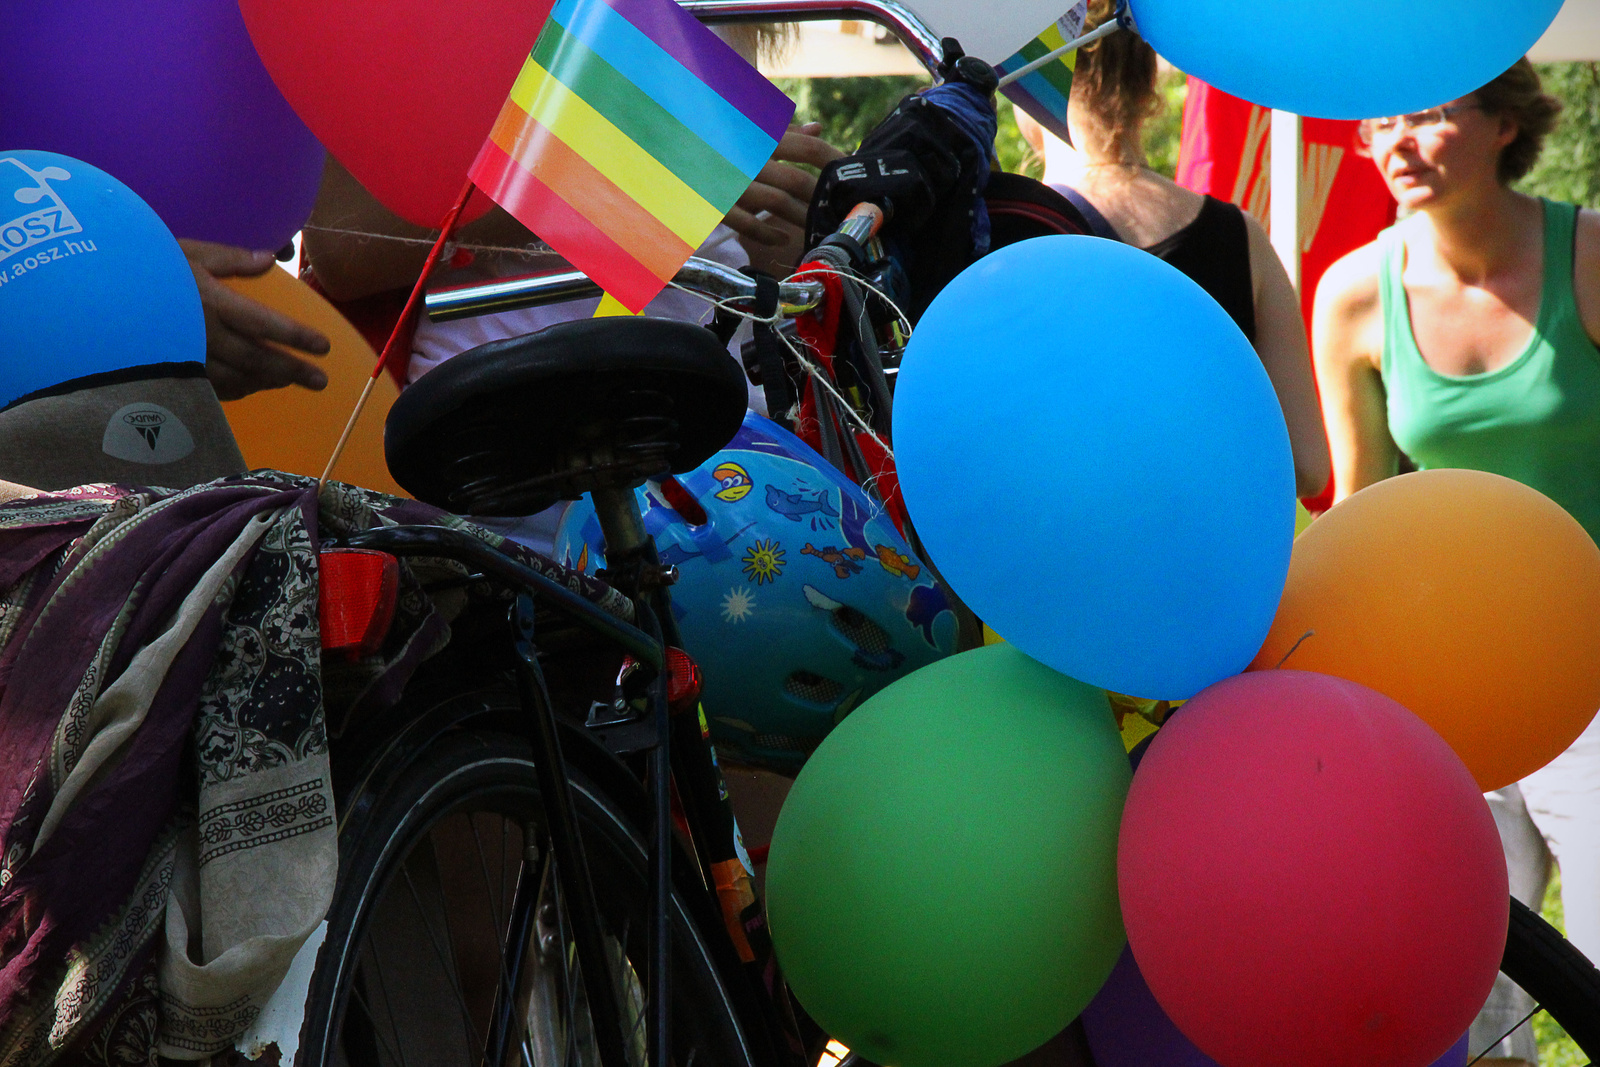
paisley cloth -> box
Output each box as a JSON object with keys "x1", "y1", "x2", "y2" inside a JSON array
[{"x1": 0, "y1": 473, "x2": 630, "y2": 1066}]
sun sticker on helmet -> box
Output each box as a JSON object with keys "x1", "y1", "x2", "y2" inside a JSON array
[
  {"x1": 721, "y1": 586, "x2": 755, "y2": 623},
  {"x1": 742, "y1": 538, "x2": 786, "y2": 584},
  {"x1": 713, "y1": 461, "x2": 753, "y2": 502}
]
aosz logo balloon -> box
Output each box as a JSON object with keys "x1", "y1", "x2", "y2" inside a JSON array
[{"x1": 0, "y1": 157, "x2": 86, "y2": 266}]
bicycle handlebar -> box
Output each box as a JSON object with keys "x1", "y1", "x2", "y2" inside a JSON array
[
  {"x1": 425, "y1": 204, "x2": 886, "y2": 324},
  {"x1": 424, "y1": 256, "x2": 827, "y2": 323}
]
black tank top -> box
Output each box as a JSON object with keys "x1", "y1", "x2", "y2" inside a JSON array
[
  {"x1": 1142, "y1": 196, "x2": 1257, "y2": 344},
  {"x1": 1055, "y1": 187, "x2": 1257, "y2": 343}
]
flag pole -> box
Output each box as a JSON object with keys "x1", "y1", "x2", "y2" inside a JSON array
[
  {"x1": 996, "y1": 19, "x2": 1122, "y2": 87},
  {"x1": 319, "y1": 178, "x2": 478, "y2": 489}
]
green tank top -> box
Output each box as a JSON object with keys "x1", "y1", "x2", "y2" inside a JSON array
[{"x1": 1381, "y1": 198, "x2": 1600, "y2": 546}]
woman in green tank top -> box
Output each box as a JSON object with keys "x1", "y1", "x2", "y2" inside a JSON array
[{"x1": 1312, "y1": 60, "x2": 1600, "y2": 1067}]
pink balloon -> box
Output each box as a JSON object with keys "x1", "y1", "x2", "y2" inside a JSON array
[{"x1": 1119, "y1": 670, "x2": 1506, "y2": 1067}]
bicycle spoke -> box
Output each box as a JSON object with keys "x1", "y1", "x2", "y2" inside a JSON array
[
  {"x1": 349, "y1": 978, "x2": 411, "y2": 1067},
  {"x1": 402, "y1": 861, "x2": 485, "y2": 1055},
  {"x1": 1465, "y1": 1003, "x2": 1542, "y2": 1067},
  {"x1": 470, "y1": 814, "x2": 511, "y2": 941},
  {"x1": 364, "y1": 932, "x2": 413, "y2": 1067}
]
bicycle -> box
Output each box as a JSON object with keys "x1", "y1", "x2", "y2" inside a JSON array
[{"x1": 287, "y1": 9, "x2": 1600, "y2": 1067}]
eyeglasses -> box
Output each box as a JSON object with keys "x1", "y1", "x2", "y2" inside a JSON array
[{"x1": 1358, "y1": 104, "x2": 1480, "y2": 145}]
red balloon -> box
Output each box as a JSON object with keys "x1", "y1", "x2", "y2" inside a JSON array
[
  {"x1": 1119, "y1": 671, "x2": 1506, "y2": 1067},
  {"x1": 238, "y1": 0, "x2": 554, "y2": 228}
]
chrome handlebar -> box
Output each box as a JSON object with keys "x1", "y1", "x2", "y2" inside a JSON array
[{"x1": 423, "y1": 256, "x2": 828, "y2": 322}]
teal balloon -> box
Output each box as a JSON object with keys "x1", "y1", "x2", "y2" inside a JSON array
[
  {"x1": 766, "y1": 644, "x2": 1130, "y2": 1067},
  {"x1": 892, "y1": 236, "x2": 1294, "y2": 700},
  {"x1": 0, "y1": 150, "x2": 203, "y2": 410},
  {"x1": 1129, "y1": 0, "x2": 1562, "y2": 120}
]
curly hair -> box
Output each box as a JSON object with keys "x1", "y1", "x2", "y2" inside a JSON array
[
  {"x1": 1472, "y1": 59, "x2": 1562, "y2": 184},
  {"x1": 1071, "y1": 0, "x2": 1161, "y2": 135}
]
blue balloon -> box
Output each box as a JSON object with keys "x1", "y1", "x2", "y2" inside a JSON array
[
  {"x1": 0, "y1": 150, "x2": 204, "y2": 410},
  {"x1": 892, "y1": 236, "x2": 1294, "y2": 700},
  {"x1": 1129, "y1": 0, "x2": 1563, "y2": 119}
]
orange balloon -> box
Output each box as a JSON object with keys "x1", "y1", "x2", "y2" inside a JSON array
[
  {"x1": 1251, "y1": 469, "x2": 1600, "y2": 790},
  {"x1": 219, "y1": 268, "x2": 408, "y2": 498}
]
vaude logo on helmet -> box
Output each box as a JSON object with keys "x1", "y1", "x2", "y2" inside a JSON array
[{"x1": 102, "y1": 402, "x2": 195, "y2": 465}]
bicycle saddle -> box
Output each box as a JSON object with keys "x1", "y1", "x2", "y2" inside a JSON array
[{"x1": 385, "y1": 317, "x2": 748, "y2": 516}]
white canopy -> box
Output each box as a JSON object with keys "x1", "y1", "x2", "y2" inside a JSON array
[{"x1": 1531, "y1": 0, "x2": 1600, "y2": 62}]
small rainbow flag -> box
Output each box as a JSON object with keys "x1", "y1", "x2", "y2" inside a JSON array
[
  {"x1": 470, "y1": 0, "x2": 795, "y2": 312},
  {"x1": 996, "y1": 2, "x2": 1090, "y2": 147}
]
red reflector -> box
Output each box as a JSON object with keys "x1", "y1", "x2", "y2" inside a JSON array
[
  {"x1": 665, "y1": 647, "x2": 703, "y2": 713},
  {"x1": 658, "y1": 475, "x2": 708, "y2": 526},
  {"x1": 319, "y1": 549, "x2": 400, "y2": 660}
]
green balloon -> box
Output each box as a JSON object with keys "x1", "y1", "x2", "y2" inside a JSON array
[{"x1": 766, "y1": 643, "x2": 1131, "y2": 1067}]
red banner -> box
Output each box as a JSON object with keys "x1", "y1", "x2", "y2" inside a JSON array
[{"x1": 1175, "y1": 79, "x2": 1396, "y2": 510}]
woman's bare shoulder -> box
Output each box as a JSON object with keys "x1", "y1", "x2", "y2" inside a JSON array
[{"x1": 1316, "y1": 241, "x2": 1385, "y2": 315}]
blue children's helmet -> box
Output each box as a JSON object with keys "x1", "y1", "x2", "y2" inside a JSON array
[{"x1": 556, "y1": 412, "x2": 958, "y2": 772}]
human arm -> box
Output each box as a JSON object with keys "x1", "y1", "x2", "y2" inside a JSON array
[
  {"x1": 0, "y1": 480, "x2": 38, "y2": 504},
  {"x1": 1310, "y1": 244, "x2": 1399, "y2": 503},
  {"x1": 1574, "y1": 207, "x2": 1600, "y2": 346},
  {"x1": 1242, "y1": 212, "x2": 1332, "y2": 498},
  {"x1": 179, "y1": 240, "x2": 332, "y2": 400}
]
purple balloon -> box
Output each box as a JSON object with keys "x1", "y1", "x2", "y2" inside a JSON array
[
  {"x1": 0, "y1": 0, "x2": 324, "y2": 251},
  {"x1": 1083, "y1": 944, "x2": 1471, "y2": 1067},
  {"x1": 1082, "y1": 946, "x2": 1221, "y2": 1067}
]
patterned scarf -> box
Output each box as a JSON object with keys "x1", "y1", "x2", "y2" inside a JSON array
[{"x1": 0, "y1": 472, "x2": 629, "y2": 1066}]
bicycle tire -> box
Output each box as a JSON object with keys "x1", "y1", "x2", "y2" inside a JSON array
[
  {"x1": 1502, "y1": 896, "x2": 1600, "y2": 1057},
  {"x1": 297, "y1": 722, "x2": 757, "y2": 1067}
]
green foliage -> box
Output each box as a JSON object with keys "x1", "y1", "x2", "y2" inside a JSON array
[
  {"x1": 1519, "y1": 62, "x2": 1600, "y2": 209},
  {"x1": 773, "y1": 75, "x2": 927, "y2": 155},
  {"x1": 1144, "y1": 69, "x2": 1189, "y2": 179}
]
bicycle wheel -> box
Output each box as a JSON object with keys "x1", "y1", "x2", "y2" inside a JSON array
[
  {"x1": 298, "y1": 725, "x2": 757, "y2": 1067},
  {"x1": 1499, "y1": 896, "x2": 1600, "y2": 1059}
]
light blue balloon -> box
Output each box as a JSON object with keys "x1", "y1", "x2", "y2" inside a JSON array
[
  {"x1": 1129, "y1": 0, "x2": 1563, "y2": 120},
  {"x1": 892, "y1": 236, "x2": 1294, "y2": 700},
  {"x1": 0, "y1": 149, "x2": 203, "y2": 410}
]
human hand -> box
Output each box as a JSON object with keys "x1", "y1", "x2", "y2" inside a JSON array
[
  {"x1": 726, "y1": 122, "x2": 845, "y2": 274},
  {"x1": 179, "y1": 239, "x2": 331, "y2": 400}
]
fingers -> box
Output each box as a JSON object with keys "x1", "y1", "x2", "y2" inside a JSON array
[
  {"x1": 199, "y1": 276, "x2": 332, "y2": 356},
  {"x1": 205, "y1": 326, "x2": 329, "y2": 400},
  {"x1": 772, "y1": 127, "x2": 846, "y2": 169},
  {"x1": 722, "y1": 204, "x2": 791, "y2": 247},
  {"x1": 736, "y1": 165, "x2": 819, "y2": 233},
  {"x1": 178, "y1": 238, "x2": 277, "y2": 279}
]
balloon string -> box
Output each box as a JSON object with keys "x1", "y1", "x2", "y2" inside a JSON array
[
  {"x1": 1274, "y1": 630, "x2": 1315, "y2": 670},
  {"x1": 300, "y1": 224, "x2": 557, "y2": 259},
  {"x1": 318, "y1": 180, "x2": 477, "y2": 489}
]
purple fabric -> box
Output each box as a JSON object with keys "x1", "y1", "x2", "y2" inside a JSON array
[
  {"x1": 0, "y1": 483, "x2": 305, "y2": 1017},
  {"x1": 597, "y1": 0, "x2": 794, "y2": 136}
]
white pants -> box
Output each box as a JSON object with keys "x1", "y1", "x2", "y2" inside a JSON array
[{"x1": 1470, "y1": 713, "x2": 1600, "y2": 1060}]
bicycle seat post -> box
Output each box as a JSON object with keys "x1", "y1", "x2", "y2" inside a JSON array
[{"x1": 591, "y1": 483, "x2": 657, "y2": 601}]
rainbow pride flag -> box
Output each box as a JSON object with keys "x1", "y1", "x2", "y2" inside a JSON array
[
  {"x1": 470, "y1": 0, "x2": 795, "y2": 312},
  {"x1": 995, "y1": 2, "x2": 1090, "y2": 147}
]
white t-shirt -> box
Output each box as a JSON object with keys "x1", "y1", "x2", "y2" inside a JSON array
[{"x1": 408, "y1": 225, "x2": 761, "y2": 554}]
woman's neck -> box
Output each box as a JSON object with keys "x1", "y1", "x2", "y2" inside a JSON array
[
  {"x1": 1413, "y1": 184, "x2": 1542, "y2": 286},
  {"x1": 1054, "y1": 107, "x2": 1147, "y2": 186}
]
